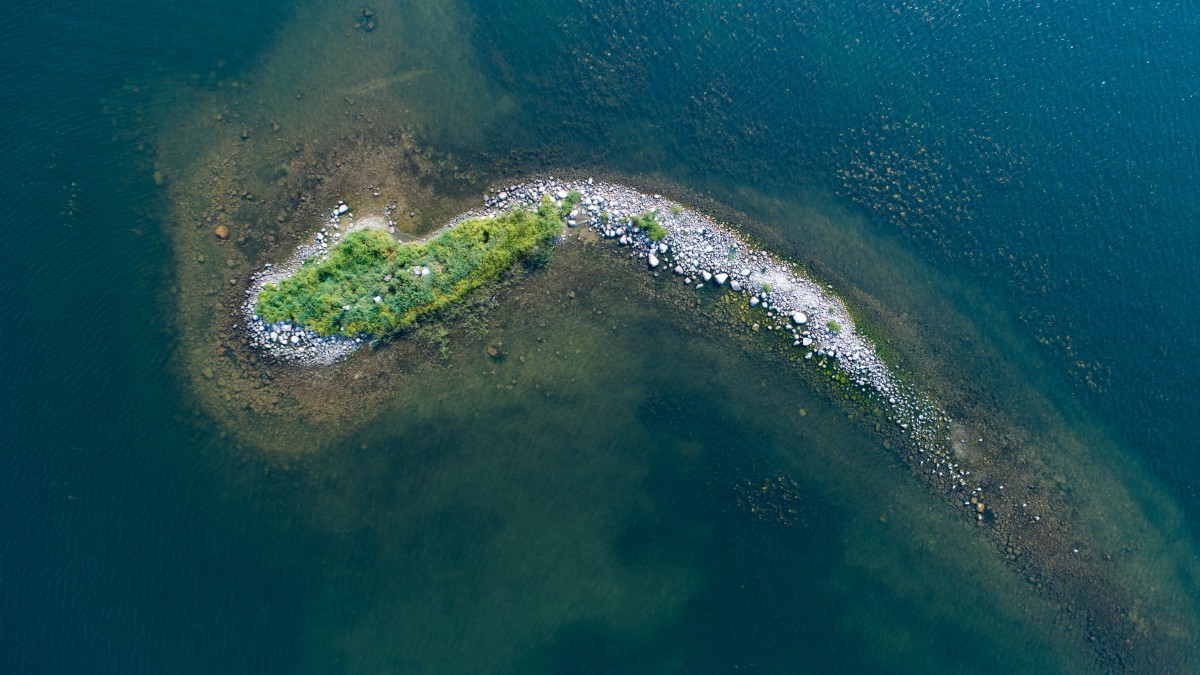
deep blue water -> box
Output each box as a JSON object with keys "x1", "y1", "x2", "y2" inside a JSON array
[{"x1": 2, "y1": 0, "x2": 1198, "y2": 672}]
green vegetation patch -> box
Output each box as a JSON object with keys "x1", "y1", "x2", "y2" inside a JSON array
[
  {"x1": 632, "y1": 211, "x2": 667, "y2": 242},
  {"x1": 255, "y1": 201, "x2": 564, "y2": 337}
]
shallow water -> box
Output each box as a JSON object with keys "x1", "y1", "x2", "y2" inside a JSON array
[{"x1": 3, "y1": 0, "x2": 1199, "y2": 672}]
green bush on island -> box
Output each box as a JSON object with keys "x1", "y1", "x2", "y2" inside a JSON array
[
  {"x1": 827, "y1": 320, "x2": 842, "y2": 333},
  {"x1": 255, "y1": 199, "x2": 565, "y2": 337},
  {"x1": 632, "y1": 211, "x2": 667, "y2": 242}
]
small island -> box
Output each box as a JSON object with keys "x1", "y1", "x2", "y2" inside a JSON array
[{"x1": 255, "y1": 196, "x2": 569, "y2": 338}]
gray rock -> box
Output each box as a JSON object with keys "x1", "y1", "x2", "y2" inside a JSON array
[
  {"x1": 749, "y1": 296, "x2": 760, "y2": 307},
  {"x1": 792, "y1": 312, "x2": 808, "y2": 325},
  {"x1": 729, "y1": 280, "x2": 742, "y2": 292},
  {"x1": 701, "y1": 271, "x2": 713, "y2": 282},
  {"x1": 648, "y1": 254, "x2": 660, "y2": 268},
  {"x1": 714, "y1": 273, "x2": 728, "y2": 286}
]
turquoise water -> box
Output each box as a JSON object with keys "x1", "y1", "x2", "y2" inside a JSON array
[{"x1": 2, "y1": 0, "x2": 1198, "y2": 672}]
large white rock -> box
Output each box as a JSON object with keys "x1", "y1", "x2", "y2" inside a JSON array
[
  {"x1": 729, "y1": 280, "x2": 742, "y2": 292},
  {"x1": 792, "y1": 312, "x2": 808, "y2": 325},
  {"x1": 648, "y1": 254, "x2": 660, "y2": 268},
  {"x1": 701, "y1": 271, "x2": 713, "y2": 282},
  {"x1": 337, "y1": 204, "x2": 349, "y2": 215},
  {"x1": 714, "y1": 273, "x2": 729, "y2": 286},
  {"x1": 373, "y1": 295, "x2": 383, "y2": 303},
  {"x1": 749, "y1": 296, "x2": 760, "y2": 307}
]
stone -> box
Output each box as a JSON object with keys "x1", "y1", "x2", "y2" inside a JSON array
[
  {"x1": 729, "y1": 280, "x2": 742, "y2": 292},
  {"x1": 740, "y1": 268, "x2": 750, "y2": 276},
  {"x1": 373, "y1": 295, "x2": 383, "y2": 303},
  {"x1": 214, "y1": 225, "x2": 229, "y2": 239},
  {"x1": 802, "y1": 337, "x2": 813, "y2": 346},
  {"x1": 749, "y1": 296, "x2": 760, "y2": 307},
  {"x1": 337, "y1": 204, "x2": 349, "y2": 215},
  {"x1": 658, "y1": 243, "x2": 669, "y2": 253},
  {"x1": 713, "y1": 273, "x2": 728, "y2": 286},
  {"x1": 498, "y1": 191, "x2": 508, "y2": 200},
  {"x1": 290, "y1": 335, "x2": 300, "y2": 344},
  {"x1": 556, "y1": 189, "x2": 568, "y2": 200},
  {"x1": 673, "y1": 265, "x2": 684, "y2": 275},
  {"x1": 701, "y1": 271, "x2": 713, "y2": 282},
  {"x1": 792, "y1": 312, "x2": 808, "y2": 325},
  {"x1": 648, "y1": 254, "x2": 660, "y2": 268}
]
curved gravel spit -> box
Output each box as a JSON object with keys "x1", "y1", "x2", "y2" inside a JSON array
[{"x1": 241, "y1": 178, "x2": 978, "y2": 496}]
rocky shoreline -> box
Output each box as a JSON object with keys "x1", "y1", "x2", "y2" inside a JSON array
[{"x1": 240, "y1": 178, "x2": 978, "y2": 498}]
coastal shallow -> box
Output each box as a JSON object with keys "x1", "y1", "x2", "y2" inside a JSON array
[
  {"x1": 146, "y1": 1, "x2": 1200, "y2": 669},
  {"x1": 228, "y1": 176, "x2": 1199, "y2": 670}
]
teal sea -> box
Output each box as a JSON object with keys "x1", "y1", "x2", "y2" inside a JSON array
[{"x1": 2, "y1": 0, "x2": 1198, "y2": 672}]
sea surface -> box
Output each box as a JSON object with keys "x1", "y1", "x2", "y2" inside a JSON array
[{"x1": 2, "y1": 0, "x2": 1198, "y2": 672}]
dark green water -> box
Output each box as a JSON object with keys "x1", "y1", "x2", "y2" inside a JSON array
[{"x1": 3, "y1": 0, "x2": 1199, "y2": 672}]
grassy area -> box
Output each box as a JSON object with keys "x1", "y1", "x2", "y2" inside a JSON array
[{"x1": 256, "y1": 199, "x2": 565, "y2": 337}]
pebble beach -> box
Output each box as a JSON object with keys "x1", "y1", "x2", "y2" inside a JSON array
[{"x1": 241, "y1": 178, "x2": 982, "y2": 499}]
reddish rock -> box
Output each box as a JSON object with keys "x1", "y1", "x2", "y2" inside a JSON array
[{"x1": 214, "y1": 225, "x2": 230, "y2": 239}]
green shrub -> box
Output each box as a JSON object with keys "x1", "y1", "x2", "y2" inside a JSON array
[
  {"x1": 669, "y1": 204, "x2": 683, "y2": 216},
  {"x1": 827, "y1": 320, "x2": 842, "y2": 333},
  {"x1": 632, "y1": 211, "x2": 667, "y2": 242},
  {"x1": 256, "y1": 205, "x2": 564, "y2": 337}
]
